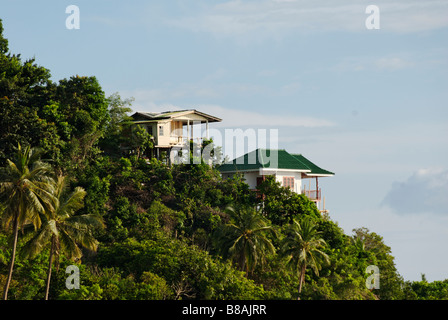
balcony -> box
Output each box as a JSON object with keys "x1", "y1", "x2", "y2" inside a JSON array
[
  {"x1": 169, "y1": 135, "x2": 207, "y2": 146},
  {"x1": 302, "y1": 188, "x2": 321, "y2": 201},
  {"x1": 170, "y1": 135, "x2": 186, "y2": 145}
]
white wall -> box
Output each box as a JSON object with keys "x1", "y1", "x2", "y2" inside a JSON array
[
  {"x1": 156, "y1": 122, "x2": 171, "y2": 147},
  {"x1": 221, "y1": 169, "x2": 303, "y2": 194},
  {"x1": 242, "y1": 172, "x2": 259, "y2": 189},
  {"x1": 220, "y1": 171, "x2": 258, "y2": 189},
  {"x1": 271, "y1": 170, "x2": 303, "y2": 194}
]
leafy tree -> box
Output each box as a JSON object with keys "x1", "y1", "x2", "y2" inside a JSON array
[
  {"x1": 219, "y1": 172, "x2": 257, "y2": 208},
  {"x1": 0, "y1": 19, "x2": 8, "y2": 54},
  {"x1": 104, "y1": 93, "x2": 133, "y2": 137},
  {"x1": 96, "y1": 237, "x2": 266, "y2": 300},
  {"x1": 131, "y1": 125, "x2": 153, "y2": 159},
  {"x1": 281, "y1": 217, "x2": 330, "y2": 298},
  {"x1": 102, "y1": 197, "x2": 175, "y2": 243},
  {"x1": 21, "y1": 175, "x2": 104, "y2": 299},
  {"x1": 404, "y1": 275, "x2": 448, "y2": 300},
  {"x1": 55, "y1": 76, "x2": 109, "y2": 137},
  {"x1": 351, "y1": 227, "x2": 404, "y2": 299},
  {"x1": 200, "y1": 138, "x2": 223, "y2": 167},
  {"x1": 0, "y1": 20, "x2": 55, "y2": 163},
  {"x1": 0, "y1": 20, "x2": 111, "y2": 171},
  {"x1": 53, "y1": 75, "x2": 110, "y2": 170},
  {"x1": 213, "y1": 205, "x2": 276, "y2": 276},
  {"x1": 0, "y1": 144, "x2": 55, "y2": 299},
  {"x1": 98, "y1": 92, "x2": 134, "y2": 156},
  {"x1": 257, "y1": 176, "x2": 321, "y2": 225},
  {"x1": 0, "y1": 234, "x2": 50, "y2": 300},
  {"x1": 74, "y1": 156, "x2": 112, "y2": 217}
]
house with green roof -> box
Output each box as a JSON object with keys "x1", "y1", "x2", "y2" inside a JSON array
[
  {"x1": 131, "y1": 109, "x2": 222, "y2": 159},
  {"x1": 218, "y1": 148, "x2": 334, "y2": 208}
]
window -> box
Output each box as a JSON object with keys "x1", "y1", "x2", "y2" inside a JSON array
[
  {"x1": 283, "y1": 176, "x2": 294, "y2": 190},
  {"x1": 159, "y1": 125, "x2": 164, "y2": 136},
  {"x1": 147, "y1": 125, "x2": 153, "y2": 135}
]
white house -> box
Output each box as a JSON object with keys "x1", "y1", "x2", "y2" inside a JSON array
[
  {"x1": 218, "y1": 148, "x2": 334, "y2": 210},
  {"x1": 131, "y1": 109, "x2": 222, "y2": 160}
]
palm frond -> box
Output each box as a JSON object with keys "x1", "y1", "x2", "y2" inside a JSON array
[
  {"x1": 216, "y1": 205, "x2": 276, "y2": 273},
  {"x1": 58, "y1": 227, "x2": 83, "y2": 260},
  {"x1": 58, "y1": 187, "x2": 87, "y2": 218},
  {"x1": 65, "y1": 214, "x2": 104, "y2": 229},
  {"x1": 281, "y1": 217, "x2": 329, "y2": 280},
  {"x1": 21, "y1": 221, "x2": 55, "y2": 259}
]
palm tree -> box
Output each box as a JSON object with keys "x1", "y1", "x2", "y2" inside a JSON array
[
  {"x1": 214, "y1": 205, "x2": 276, "y2": 276},
  {"x1": 0, "y1": 144, "x2": 55, "y2": 300},
  {"x1": 21, "y1": 175, "x2": 104, "y2": 300},
  {"x1": 281, "y1": 217, "x2": 330, "y2": 298}
]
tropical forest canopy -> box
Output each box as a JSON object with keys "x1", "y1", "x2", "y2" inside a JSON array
[{"x1": 0, "y1": 19, "x2": 447, "y2": 300}]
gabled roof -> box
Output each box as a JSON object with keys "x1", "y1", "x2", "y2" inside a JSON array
[
  {"x1": 218, "y1": 148, "x2": 334, "y2": 176},
  {"x1": 218, "y1": 149, "x2": 310, "y2": 172},
  {"x1": 291, "y1": 154, "x2": 334, "y2": 176},
  {"x1": 131, "y1": 109, "x2": 222, "y2": 123}
]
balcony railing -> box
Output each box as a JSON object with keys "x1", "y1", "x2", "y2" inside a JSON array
[
  {"x1": 170, "y1": 135, "x2": 186, "y2": 145},
  {"x1": 302, "y1": 188, "x2": 321, "y2": 201},
  {"x1": 169, "y1": 135, "x2": 205, "y2": 146}
]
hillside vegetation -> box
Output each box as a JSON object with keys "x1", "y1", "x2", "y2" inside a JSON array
[{"x1": 0, "y1": 19, "x2": 446, "y2": 300}]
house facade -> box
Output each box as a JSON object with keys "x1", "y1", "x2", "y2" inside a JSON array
[{"x1": 218, "y1": 148, "x2": 334, "y2": 210}]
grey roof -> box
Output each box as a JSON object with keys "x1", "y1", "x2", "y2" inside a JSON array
[{"x1": 131, "y1": 109, "x2": 222, "y2": 122}]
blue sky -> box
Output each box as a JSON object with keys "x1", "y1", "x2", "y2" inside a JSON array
[{"x1": 1, "y1": 0, "x2": 448, "y2": 282}]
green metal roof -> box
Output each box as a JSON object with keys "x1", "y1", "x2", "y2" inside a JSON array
[
  {"x1": 218, "y1": 148, "x2": 334, "y2": 176},
  {"x1": 290, "y1": 154, "x2": 334, "y2": 176}
]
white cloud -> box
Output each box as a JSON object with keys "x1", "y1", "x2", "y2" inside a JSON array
[
  {"x1": 382, "y1": 167, "x2": 448, "y2": 215},
  {"x1": 121, "y1": 77, "x2": 277, "y2": 104},
  {"x1": 382, "y1": 0, "x2": 448, "y2": 33},
  {"x1": 166, "y1": 0, "x2": 363, "y2": 37},
  {"x1": 127, "y1": 96, "x2": 335, "y2": 129},
  {"x1": 257, "y1": 69, "x2": 279, "y2": 77},
  {"x1": 165, "y1": 0, "x2": 448, "y2": 38},
  {"x1": 198, "y1": 104, "x2": 335, "y2": 128},
  {"x1": 120, "y1": 85, "x2": 335, "y2": 129},
  {"x1": 375, "y1": 57, "x2": 415, "y2": 70},
  {"x1": 122, "y1": 85, "x2": 220, "y2": 103},
  {"x1": 280, "y1": 81, "x2": 302, "y2": 93},
  {"x1": 333, "y1": 55, "x2": 416, "y2": 72}
]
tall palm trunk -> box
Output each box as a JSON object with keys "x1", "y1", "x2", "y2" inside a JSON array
[
  {"x1": 297, "y1": 263, "x2": 306, "y2": 300},
  {"x1": 44, "y1": 235, "x2": 56, "y2": 300},
  {"x1": 2, "y1": 215, "x2": 19, "y2": 300}
]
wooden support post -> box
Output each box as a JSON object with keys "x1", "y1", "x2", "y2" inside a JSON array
[{"x1": 187, "y1": 120, "x2": 190, "y2": 140}]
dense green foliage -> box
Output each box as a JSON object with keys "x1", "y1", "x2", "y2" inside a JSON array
[{"x1": 0, "y1": 19, "x2": 446, "y2": 300}]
